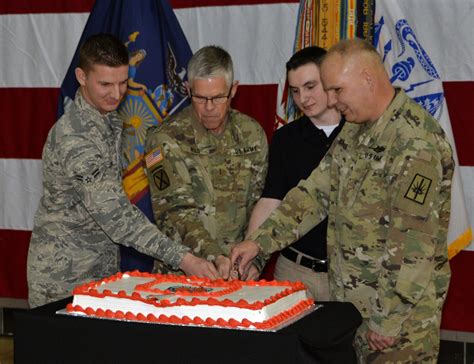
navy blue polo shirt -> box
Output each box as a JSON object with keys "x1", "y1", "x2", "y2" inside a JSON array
[{"x1": 262, "y1": 115, "x2": 344, "y2": 260}]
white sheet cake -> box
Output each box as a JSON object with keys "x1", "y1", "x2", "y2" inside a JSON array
[{"x1": 67, "y1": 271, "x2": 314, "y2": 330}]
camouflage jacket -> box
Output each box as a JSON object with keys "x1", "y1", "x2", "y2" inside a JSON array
[
  {"x1": 28, "y1": 90, "x2": 189, "y2": 305},
  {"x1": 145, "y1": 106, "x2": 268, "y2": 262},
  {"x1": 249, "y1": 89, "x2": 453, "y2": 337}
]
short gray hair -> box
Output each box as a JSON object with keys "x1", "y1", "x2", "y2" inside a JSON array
[
  {"x1": 187, "y1": 45, "x2": 234, "y2": 88},
  {"x1": 326, "y1": 38, "x2": 382, "y2": 67}
]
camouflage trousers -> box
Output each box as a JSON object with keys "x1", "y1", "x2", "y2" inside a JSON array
[{"x1": 354, "y1": 319, "x2": 440, "y2": 363}]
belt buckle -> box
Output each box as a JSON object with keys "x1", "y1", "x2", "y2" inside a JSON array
[
  {"x1": 312, "y1": 257, "x2": 326, "y2": 264},
  {"x1": 310, "y1": 258, "x2": 327, "y2": 272}
]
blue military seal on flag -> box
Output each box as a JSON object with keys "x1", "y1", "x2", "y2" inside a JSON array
[
  {"x1": 374, "y1": 2, "x2": 472, "y2": 258},
  {"x1": 374, "y1": 13, "x2": 443, "y2": 120}
]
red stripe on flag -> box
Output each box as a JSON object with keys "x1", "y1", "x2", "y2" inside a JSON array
[
  {"x1": 232, "y1": 84, "x2": 278, "y2": 142},
  {"x1": 169, "y1": 0, "x2": 298, "y2": 9},
  {"x1": 442, "y1": 250, "x2": 474, "y2": 331},
  {"x1": 0, "y1": 0, "x2": 95, "y2": 14},
  {"x1": 0, "y1": 0, "x2": 299, "y2": 14},
  {"x1": 443, "y1": 81, "x2": 474, "y2": 166},
  {"x1": 2, "y1": 86, "x2": 276, "y2": 160},
  {"x1": 0, "y1": 88, "x2": 59, "y2": 159},
  {"x1": 0, "y1": 230, "x2": 30, "y2": 299}
]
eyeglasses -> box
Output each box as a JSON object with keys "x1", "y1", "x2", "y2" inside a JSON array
[{"x1": 190, "y1": 88, "x2": 232, "y2": 105}]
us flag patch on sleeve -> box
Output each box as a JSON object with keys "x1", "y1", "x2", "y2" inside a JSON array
[{"x1": 145, "y1": 147, "x2": 164, "y2": 169}]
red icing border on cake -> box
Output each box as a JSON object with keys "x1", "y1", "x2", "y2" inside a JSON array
[
  {"x1": 72, "y1": 271, "x2": 309, "y2": 310},
  {"x1": 135, "y1": 275, "x2": 241, "y2": 297},
  {"x1": 66, "y1": 299, "x2": 314, "y2": 330},
  {"x1": 68, "y1": 271, "x2": 315, "y2": 329}
]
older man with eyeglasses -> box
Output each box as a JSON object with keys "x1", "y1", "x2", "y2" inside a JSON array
[{"x1": 144, "y1": 45, "x2": 268, "y2": 279}]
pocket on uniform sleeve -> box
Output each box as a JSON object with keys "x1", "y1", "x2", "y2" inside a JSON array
[{"x1": 394, "y1": 229, "x2": 435, "y2": 305}]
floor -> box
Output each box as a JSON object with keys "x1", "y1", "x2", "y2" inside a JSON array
[
  {"x1": 0, "y1": 306, "x2": 18, "y2": 364},
  {"x1": 439, "y1": 339, "x2": 474, "y2": 363},
  {"x1": 0, "y1": 336, "x2": 13, "y2": 364}
]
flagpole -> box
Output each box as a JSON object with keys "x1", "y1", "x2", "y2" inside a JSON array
[{"x1": 168, "y1": 95, "x2": 189, "y2": 117}]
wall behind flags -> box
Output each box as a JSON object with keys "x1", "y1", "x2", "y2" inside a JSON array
[{"x1": 1, "y1": 0, "x2": 473, "y2": 331}]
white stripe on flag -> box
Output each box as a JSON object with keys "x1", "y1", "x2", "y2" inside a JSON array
[
  {"x1": 0, "y1": 5, "x2": 298, "y2": 88},
  {"x1": 176, "y1": 3, "x2": 298, "y2": 84},
  {"x1": 0, "y1": 159, "x2": 42, "y2": 230},
  {"x1": 0, "y1": 13, "x2": 88, "y2": 87}
]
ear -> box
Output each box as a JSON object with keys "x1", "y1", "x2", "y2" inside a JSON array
[
  {"x1": 361, "y1": 68, "x2": 375, "y2": 91},
  {"x1": 185, "y1": 80, "x2": 191, "y2": 96},
  {"x1": 230, "y1": 80, "x2": 239, "y2": 98},
  {"x1": 75, "y1": 67, "x2": 87, "y2": 86}
]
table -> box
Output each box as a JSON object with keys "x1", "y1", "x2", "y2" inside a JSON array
[{"x1": 15, "y1": 297, "x2": 361, "y2": 363}]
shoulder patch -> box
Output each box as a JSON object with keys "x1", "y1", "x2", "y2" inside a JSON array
[
  {"x1": 145, "y1": 147, "x2": 164, "y2": 169},
  {"x1": 75, "y1": 167, "x2": 103, "y2": 186},
  {"x1": 394, "y1": 158, "x2": 440, "y2": 218},
  {"x1": 152, "y1": 167, "x2": 170, "y2": 191},
  {"x1": 404, "y1": 174, "x2": 432, "y2": 205}
]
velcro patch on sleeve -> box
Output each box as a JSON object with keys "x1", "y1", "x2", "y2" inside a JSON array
[
  {"x1": 152, "y1": 166, "x2": 170, "y2": 191},
  {"x1": 394, "y1": 158, "x2": 440, "y2": 218},
  {"x1": 145, "y1": 147, "x2": 164, "y2": 169},
  {"x1": 74, "y1": 164, "x2": 103, "y2": 186},
  {"x1": 404, "y1": 173, "x2": 432, "y2": 205}
]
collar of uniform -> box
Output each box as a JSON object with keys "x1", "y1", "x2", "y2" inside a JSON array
[
  {"x1": 357, "y1": 87, "x2": 405, "y2": 148},
  {"x1": 190, "y1": 107, "x2": 237, "y2": 151},
  {"x1": 74, "y1": 89, "x2": 122, "y2": 134}
]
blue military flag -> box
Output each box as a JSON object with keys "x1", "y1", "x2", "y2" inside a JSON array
[{"x1": 58, "y1": 0, "x2": 192, "y2": 271}]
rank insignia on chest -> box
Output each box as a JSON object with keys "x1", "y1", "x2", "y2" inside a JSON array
[
  {"x1": 145, "y1": 147, "x2": 164, "y2": 169},
  {"x1": 153, "y1": 167, "x2": 170, "y2": 191},
  {"x1": 404, "y1": 173, "x2": 432, "y2": 205}
]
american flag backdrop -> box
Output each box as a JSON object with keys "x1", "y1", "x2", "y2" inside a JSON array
[{"x1": 0, "y1": 0, "x2": 473, "y2": 331}]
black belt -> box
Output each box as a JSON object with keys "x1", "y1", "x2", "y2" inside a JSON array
[{"x1": 281, "y1": 249, "x2": 328, "y2": 272}]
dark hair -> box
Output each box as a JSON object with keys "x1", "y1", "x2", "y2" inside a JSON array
[
  {"x1": 78, "y1": 33, "x2": 129, "y2": 72},
  {"x1": 286, "y1": 46, "x2": 327, "y2": 73}
]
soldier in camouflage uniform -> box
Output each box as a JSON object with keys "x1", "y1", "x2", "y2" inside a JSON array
[
  {"x1": 27, "y1": 34, "x2": 218, "y2": 308},
  {"x1": 231, "y1": 39, "x2": 453, "y2": 363},
  {"x1": 145, "y1": 46, "x2": 268, "y2": 279}
]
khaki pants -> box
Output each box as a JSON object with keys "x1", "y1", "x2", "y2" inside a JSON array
[{"x1": 273, "y1": 253, "x2": 330, "y2": 301}]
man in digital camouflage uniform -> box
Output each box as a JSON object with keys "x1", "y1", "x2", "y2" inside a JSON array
[
  {"x1": 231, "y1": 39, "x2": 453, "y2": 363},
  {"x1": 27, "y1": 34, "x2": 218, "y2": 308},
  {"x1": 145, "y1": 45, "x2": 268, "y2": 279}
]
